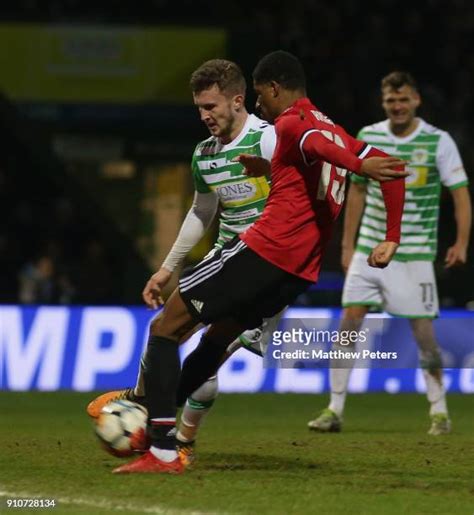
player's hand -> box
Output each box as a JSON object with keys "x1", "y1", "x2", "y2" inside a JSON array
[
  {"x1": 360, "y1": 157, "x2": 408, "y2": 182},
  {"x1": 367, "y1": 241, "x2": 398, "y2": 268},
  {"x1": 142, "y1": 267, "x2": 172, "y2": 309},
  {"x1": 232, "y1": 154, "x2": 271, "y2": 177},
  {"x1": 341, "y1": 246, "x2": 355, "y2": 273},
  {"x1": 444, "y1": 242, "x2": 467, "y2": 268}
]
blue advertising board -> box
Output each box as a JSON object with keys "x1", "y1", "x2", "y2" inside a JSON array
[{"x1": 1, "y1": 306, "x2": 473, "y2": 393}]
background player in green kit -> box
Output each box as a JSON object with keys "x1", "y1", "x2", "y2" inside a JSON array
[
  {"x1": 309, "y1": 71, "x2": 471, "y2": 435},
  {"x1": 87, "y1": 59, "x2": 280, "y2": 464}
]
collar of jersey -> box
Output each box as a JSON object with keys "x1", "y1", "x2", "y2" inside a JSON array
[
  {"x1": 385, "y1": 117, "x2": 425, "y2": 143},
  {"x1": 277, "y1": 97, "x2": 313, "y2": 120}
]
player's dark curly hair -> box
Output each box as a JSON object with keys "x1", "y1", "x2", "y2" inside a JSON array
[
  {"x1": 381, "y1": 71, "x2": 418, "y2": 92},
  {"x1": 190, "y1": 59, "x2": 246, "y2": 96},
  {"x1": 252, "y1": 50, "x2": 306, "y2": 91}
]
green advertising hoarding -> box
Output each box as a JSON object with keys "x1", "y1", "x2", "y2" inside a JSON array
[{"x1": 0, "y1": 24, "x2": 226, "y2": 103}]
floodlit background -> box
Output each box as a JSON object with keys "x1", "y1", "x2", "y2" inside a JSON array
[
  {"x1": 1, "y1": 4, "x2": 473, "y2": 514},
  {"x1": 0, "y1": 0, "x2": 472, "y2": 307}
]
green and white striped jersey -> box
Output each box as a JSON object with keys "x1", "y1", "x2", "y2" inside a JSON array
[
  {"x1": 192, "y1": 114, "x2": 276, "y2": 247},
  {"x1": 352, "y1": 118, "x2": 468, "y2": 261}
]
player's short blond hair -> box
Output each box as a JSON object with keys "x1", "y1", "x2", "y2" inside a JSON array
[{"x1": 190, "y1": 59, "x2": 246, "y2": 96}]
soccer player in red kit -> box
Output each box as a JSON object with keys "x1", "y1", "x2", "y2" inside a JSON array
[
  {"x1": 113, "y1": 51, "x2": 407, "y2": 474},
  {"x1": 241, "y1": 65, "x2": 405, "y2": 282}
]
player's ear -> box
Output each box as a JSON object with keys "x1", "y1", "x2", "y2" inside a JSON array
[
  {"x1": 413, "y1": 91, "x2": 421, "y2": 108},
  {"x1": 233, "y1": 94, "x2": 245, "y2": 111},
  {"x1": 270, "y1": 81, "x2": 280, "y2": 97}
]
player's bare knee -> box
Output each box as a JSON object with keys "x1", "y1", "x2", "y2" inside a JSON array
[
  {"x1": 410, "y1": 318, "x2": 437, "y2": 348},
  {"x1": 149, "y1": 314, "x2": 180, "y2": 341},
  {"x1": 149, "y1": 294, "x2": 197, "y2": 340},
  {"x1": 341, "y1": 306, "x2": 368, "y2": 332},
  {"x1": 149, "y1": 312, "x2": 172, "y2": 337},
  {"x1": 343, "y1": 306, "x2": 368, "y2": 319}
]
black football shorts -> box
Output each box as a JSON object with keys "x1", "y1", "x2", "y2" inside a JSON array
[{"x1": 179, "y1": 237, "x2": 312, "y2": 329}]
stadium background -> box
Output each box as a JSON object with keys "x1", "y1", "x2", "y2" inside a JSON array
[
  {"x1": 0, "y1": 1, "x2": 472, "y2": 394},
  {"x1": 1, "y1": 3, "x2": 473, "y2": 514}
]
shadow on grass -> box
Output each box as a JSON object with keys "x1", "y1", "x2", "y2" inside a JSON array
[{"x1": 196, "y1": 451, "x2": 320, "y2": 472}]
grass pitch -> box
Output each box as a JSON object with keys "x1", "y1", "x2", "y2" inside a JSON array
[{"x1": 0, "y1": 392, "x2": 472, "y2": 514}]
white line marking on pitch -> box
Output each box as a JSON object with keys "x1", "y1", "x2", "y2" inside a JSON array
[{"x1": 0, "y1": 490, "x2": 218, "y2": 515}]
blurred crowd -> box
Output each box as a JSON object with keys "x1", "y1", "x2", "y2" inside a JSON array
[{"x1": 0, "y1": 166, "x2": 115, "y2": 304}]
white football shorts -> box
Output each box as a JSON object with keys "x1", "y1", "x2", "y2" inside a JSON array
[{"x1": 342, "y1": 251, "x2": 439, "y2": 317}]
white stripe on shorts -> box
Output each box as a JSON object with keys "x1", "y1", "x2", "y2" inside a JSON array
[
  {"x1": 179, "y1": 239, "x2": 246, "y2": 289},
  {"x1": 179, "y1": 240, "x2": 246, "y2": 292},
  {"x1": 180, "y1": 240, "x2": 246, "y2": 292},
  {"x1": 179, "y1": 240, "x2": 245, "y2": 289}
]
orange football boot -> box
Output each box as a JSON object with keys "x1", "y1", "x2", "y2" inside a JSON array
[
  {"x1": 176, "y1": 440, "x2": 195, "y2": 468},
  {"x1": 87, "y1": 388, "x2": 145, "y2": 419}
]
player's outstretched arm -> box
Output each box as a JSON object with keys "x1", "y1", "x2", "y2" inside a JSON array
[
  {"x1": 359, "y1": 157, "x2": 408, "y2": 181},
  {"x1": 142, "y1": 191, "x2": 218, "y2": 309},
  {"x1": 300, "y1": 128, "x2": 407, "y2": 180},
  {"x1": 302, "y1": 129, "x2": 406, "y2": 265},
  {"x1": 356, "y1": 144, "x2": 407, "y2": 255}
]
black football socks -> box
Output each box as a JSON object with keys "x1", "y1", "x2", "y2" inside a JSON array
[
  {"x1": 143, "y1": 335, "x2": 181, "y2": 450},
  {"x1": 176, "y1": 335, "x2": 228, "y2": 407}
]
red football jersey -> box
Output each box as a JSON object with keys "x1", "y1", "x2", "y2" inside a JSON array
[{"x1": 241, "y1": 97, "x2": 404, "y2": 282}]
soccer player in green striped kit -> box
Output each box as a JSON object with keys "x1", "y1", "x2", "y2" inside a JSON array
[
  {"x1": 309, "y1": 71, "x2": 471, "y2": 435},
  {"x1": 88, "y1": 59, "x2": 280, "y2": 463}
]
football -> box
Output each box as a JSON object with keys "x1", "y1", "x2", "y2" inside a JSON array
[{"x1": 94, "y1": 400, "x2": 148, "y2": 457}]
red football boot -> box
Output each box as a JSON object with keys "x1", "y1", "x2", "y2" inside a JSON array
[{"x1": 112, "y1": 450, "x2": 185, "y2": 474}]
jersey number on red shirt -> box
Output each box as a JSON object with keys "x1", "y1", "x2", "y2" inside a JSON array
[{"x1": 316, "y1": 128, "x2": 348, "y2": 205}]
